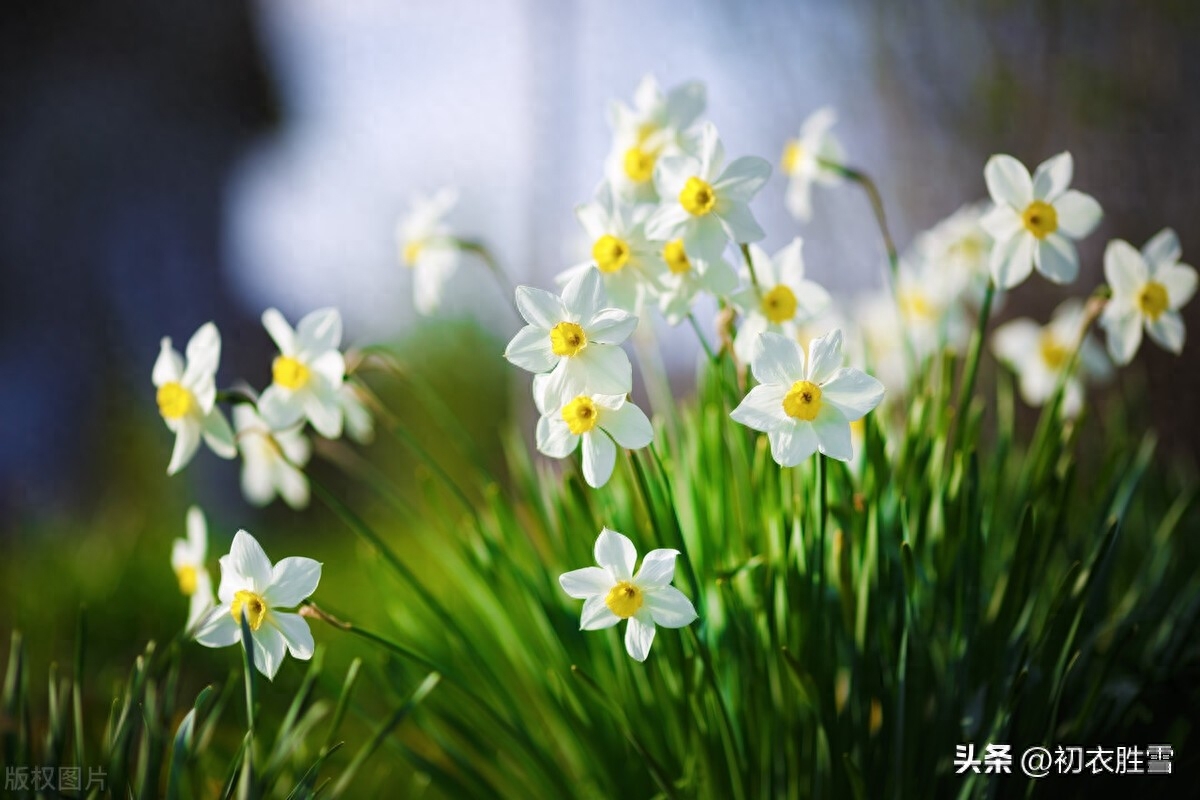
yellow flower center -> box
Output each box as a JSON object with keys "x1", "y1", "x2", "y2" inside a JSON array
[
  {"x1": 156, "y1": 382, "x2": 194, "y2": 420},
  {"x1": 623, "y1": 146, "x2": 657, "y2": 184},
  {"x1": 592, "y1": 234, "x2": 631, "y2": 274},
  {"x1": 1021, "y1": 200, "x2": 1058, "y2": 239},
  {"x1": 948, "y1": 234, "x2": 985, "y2": 262},
  {"x1": 273, "y1": 356, "x2": 310, "y2": 390},
  {"x1": 231, "y1": 589, "x2": 268, "y2": 632},
  {"x1": 549, "y1": 321, "x2": 587, "y2": 357},
  {"x1": 403, "y1": 239, "x2": 424, "y2": 266},
  {"x1": 782, "y1": 139, "x2": 804, "y2": 175},
  {"x1": 561, "y1": 396, "x2": 599, "y2": 435},
  {"x1": 783, "y1": 380, "x2": 823, "y2": 421},
  {"x1": 1137, "y1": 281, "x2": 1169, "y2": 320},
  {"x1": 663, "y1": 239, "x2": 691, "y2": 275},
  {"x1": 679, "y1": 176, "x2": 716, "y2": 216},
  {"x1": 176, "y1": 565, "x2": 199, "y2": 596},
  {"x1": 761, "y1": 285, "x2": 798, "y2": 324},
  {"x1": 605, "y1": 580, "x2": 643, "y2": 619},
  {"x1": 1039, "y1": 333, "x2": 1069, "y2": 370},
  {"x1": 898, "y1": 289, "x2": 936, "y2": 321}
]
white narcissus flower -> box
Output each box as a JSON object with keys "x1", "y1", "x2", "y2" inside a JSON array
[
  {"x1": 780, "y1": 107, "x2": 845, "y2": 222},
  {"x1": 645, "y1": 123, "x2": 771, "y2": 261},
  {"x1": 730, "y1": 238, "x2": 832, "y2": 365},
  {"x1": 557, "y1": 183, "x2": 667, "y2": 313},
  {"x1": 892, "y1": 260, "x2": 969, "y2": 357},
  {"x1": 233, "y1": 405, "x2": 312, "y2": 510},
  {"x1": 172, "y1": 506, "x2": 215, "y2": 629},
  {"x1": 605, "y1": 75, "x2": 705, "y2": 202},
  {"x1": 992, "y1": 299, "x2": 1112, "y2": 418},
  {"x1": 152, "y1": 322, "x2": 237, "y2": 475},
  {"x1": 504, "y1": 268, "x2": 637, "y2": 404},
  {"x1": 533, "y1": 376, "x2": 654, "y2": 489},
  {"x1": 731, "y1": 330, "x2": 885, "y2": 466},
  {"x1": 908, "y1": 202, "x2": 995, "y2": 309},
  {"x1": 397, "y1": 187, "x2": 463, "y2": 315},
  {"x1": 194, "y1": 530, "x2": 320, "y2": 680},
  {"x1": 656, "y1": 238, "x2": 738, "y2": 325},
  {"x1": 258, "y1": 308, "x2": 346, "y2": 439},
  {"x1": 980, "y1": 152, "x2": 1102, "y2": 289},
  {"x1": 559, "y1": 528, "x2": 698, "y2": 662},
  {"x1": 1100, "y1": 231, "x2": 1197, "y2": 365}
]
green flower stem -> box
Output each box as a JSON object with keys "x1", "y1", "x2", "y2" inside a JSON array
[
  {"x1": 454, "y1": 238, "x2": 518, "y2": 311},
  {"x1": 817, "y1": 159, "x2": 899, "y2": 281},
  {"x1": 687, "y1": 312, "x2": 718, "y2": 364},
  {"x1": 952, "y1": 279, "x2": 996, "y2": 450},
  {"x1": 739, "y1": 243, "x2": 763, "y2": 297},
  {"x1": 816, "y1": 455, "x2": 828, "y2": 644}
]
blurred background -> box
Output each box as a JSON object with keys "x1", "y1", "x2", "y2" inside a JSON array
[{"x1": 2, "y1": 0, "x2": 1199, "y2": 706}]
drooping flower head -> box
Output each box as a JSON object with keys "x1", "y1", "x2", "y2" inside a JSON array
[
  {"x1": 781, "y1": 107, "x2": 845, "y2": 222},
  {"x1": 152, "y1": 322, "x2": 236, "y2": 475},
  {"x1": 980, "y1": 152, "x2": 1102, "y2": 289},
  {"x1": 992, "y1": 299, "x2": 1112, "y2": 418},
  {"x1": 730, "y1": 238, "x2": 832, "y2": 365},
  {"x1": 557, "y1": 182, "x2": 667, "y2": 313},
  {"x1": 396, "y1": 187, "x2": 463, "y2": 315},
  {"x1": 172, "y1": 506, "x2": 214, "y2": 629},
  {"x1": 258, "y1": 308, "x2": 347, "y2": 439},
  {"x1": 1100, "y1": 231, "x2": 1197, "y2": 365},
  {"x1": 504, "y1": 268, "x2": 637, "y2": 405},
  {"x1": 233, "y1": 404, "x2": 312, "y2": 510},
  {"x1": 645, "y1": 123, "x2": 771, "y2": 261},
  {"x1": 656, "y1": 237, "x2": 738, "y2": 325},
  {"x1": 533, "y1": 375, "x2": 653, "y2": 489},
  {"x1": 194, "y1": 530, "x2": 321, "y2": 680},
  {"x1": 559, "y1": 528, "x2": 698, "y2": 662},
  {"x1": 605, "y1": 75, "x2": 706, "y2": 202},
  {"x1": 731, "y1": 330, "x2": 885, "y2": 466}
]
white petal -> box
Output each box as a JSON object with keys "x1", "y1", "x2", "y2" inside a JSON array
[
  {"x1": 730, "y1": 384, "x2": 789, "y2": 433},
  {"x1": 644, "y1": 201, "x2": 691, "y2": 242},
  {"x1": 594, "y1": 528, "x2": 637, "y2": 580},
  {"x1": 984, "y1": 154, "x2": 1033, "y2": 208},
  {"x1": 714, "y1": 156, "x2": 771, "y2": 203},
  {"x1": 806, "y1": 329, "x2": 845, "y2": 384},
  {"x1": 1101, "y1": 309, "x2": 1143, "y2": 366},
  {"x1": 295, "y1": 308, "x2": 342, "y2": 353},
  {"x1": 152, "y1": 338, "x2": 184, "y2": 386},
  {"x1": 644, "y1": 586, "x2": 698, "y2": 628},
  {"x1": 820, "y1": 368, "x2": 885, "y2": 421},
  {"x1": 515, "y1": 286, "x2": 568, "y2": 328},
  {"x1": 582, "y1": 432, "x2": 617, "y2": 488},
  {"x1": 768, "y1": 424, "x2": 819, "y2": 467},
  {"x1": 560, "y1": 567, "x2": 612, "y2": 599},
  {"x1": 194, "y1": 607, "x2": 239, "y2": 648},
  {"x1": 587, "y1": 309, "x2": 638, "y2": 344},
  {"x1": 536, "y1": 414, "x2": 579, "y2": 459},
  {"x1": 1160, "y1": 263, "x2": 1198, "y2": 309},
  {"x1": 991, "y1": 319, "x2": 1041, "y2": 368},
  {"x1": 991, "y1": 232, "x2": 1035, "y2": 290},
  {"x1": 262, "y1": 308, "x2": 296, "y2": 355},
  {"x1": 271, "y1": 612, "x2": 315, "y2": 660},
  {"x1": 652, "y1": 154, "x2": 696, "y2": 202},
  {"x1": 303, "y1": 390, "x2": 344, "y2": 439},
  {"x1": 258, "y1": 386, "x2": 305, "y2": 431},
  {"x1": 570, "y1": 345, "x2": 632, "y2": 396},
  {"x1": 201, "y1": 409, "x2": 237, "y2": 459},
  {"x1": 811, "y1": 405, "x2": 853, "y2": 462},
  {"x1": 186, "y1": 506, "x2": 207, "y2": 557},
  {"x1": 240, "y1": 455, "x2": 276, "y2": 508},
  {"x1": 504, "y1": 325, "x2": 557, "y2": 374},
  {"x1": 186, "y1": 574, "x2": 215, "y2": 629},
  {"x1": 732, "y1": 313, "x2": 769, "y2": 365},
  {"x1": 1035, "y1": 234, "x2": 1079, "y2": 284},
  {"x1": 775, "y1": 237, "x2": 806, "y2": 286},
  {"x1": 1031, "y1": 151, "x2": 1073, "y2": 201},
  {"x1": 580, "y1": 595, "x2": 621, "y2": 630},
  {"x1": 276, "y1": 461, "x2": 311, "y2": 510},
  {"x1": 229, "y1": 530, "x2": 273, "y2": 592},
  {"x1": 785, "y1": 174, "x2": 815, "y2": 221},
  {"x1": 266, "y1": 557, "x2": 322, "y2": 607},
  {"x1": 695, "y1": 122, "x2": 724, "y2": 177},
  {"x1": 308, "y1": 350, "x2": 346, "y2": 386},
  {"x1": 624, "y1": 613, "x2": 657, "y2": 662},
  {"x1": 980, "y1": 204, "x2": 1022, "y2": 242},
  {"x1": 1104, "y1": 239, "x2": 1148, "y2": 296},
  {"x1": 716, "y1": 201, "x2": 765, "y2": 244},
  {"x1": 251, "y1": 624, "x2": 287, "y2": 681},
  {"x1": 166, "y1": 419, "x2": 202, "y2": 476},
  {"x1": 1146, "y1": 311, "x2": 1185, "y2": 354},
  {"x1": 600, "y1": 402, "x2": 653, "y2": 449},
  {"x1": 1053, "y1": 191, "x2": 1102, "y2": 239},
  {"x1": 1142, "y1": 227, "x2": 1181, "y2": 268},
  {"x1": 183, "y1": 323, "x2": 221, "y2": 382},
  {"x1": 563, "y1": 267, "x2": 608, "y2": 321},
  {"x1": 633, "y1": 549, "x2": 679, "y2": 589},
  {"x1": 750, "y1": 331, "x2": 804, "y2": 385},
  {"x1": 686, "y1": 216, "x2": 729, "y2": 262}
]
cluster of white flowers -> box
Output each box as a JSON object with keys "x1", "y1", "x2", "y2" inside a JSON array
[{"x1": 153, "y1": 307, "x2": 373, "y2": 509}]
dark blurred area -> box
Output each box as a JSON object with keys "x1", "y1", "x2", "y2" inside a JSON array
[
  {"x1": 2, "y1": 0, "x2": 1199, "y2": 526},
  {"x1": 0, "y1": 0, "x2": 276, "y2": 523}
]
